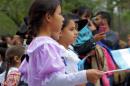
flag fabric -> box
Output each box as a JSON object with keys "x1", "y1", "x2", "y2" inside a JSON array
[{"x1": 111, "y1": 48, "x2": 130, "y2": 69}]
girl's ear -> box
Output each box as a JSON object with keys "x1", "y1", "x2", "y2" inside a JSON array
[
  {"x1": 14, "y1": 56, "x2": 20, "y2": 63},
  {"x1": 45, "y1": 13, "x2": 52, "y2": 23}
]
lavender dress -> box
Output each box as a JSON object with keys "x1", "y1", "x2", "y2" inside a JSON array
[{"x1": 19, "y1": 36, "x2": 87, "y2": 86}]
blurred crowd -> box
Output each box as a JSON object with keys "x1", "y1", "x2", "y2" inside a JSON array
[{"x1": 0, "y1": 4, "x2": 130, "y2": 86}]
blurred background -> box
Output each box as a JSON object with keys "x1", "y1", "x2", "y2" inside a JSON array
[{"x1": 0, "y1": 0, "x2": 130, "y2": 41}]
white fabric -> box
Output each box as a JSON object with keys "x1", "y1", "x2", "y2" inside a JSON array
[
  {"x1": 0, "y1": 71, "x2": 5, "y2": 83},
  {"x1": 0, "y1": 67, "x2": 18, "y2": 84},
  {"x1": 41, "y1": 45, "x2": 87, "y2": 86},
  {"x1": 63, "y1": 46, "x2": 80, "y2": 73},
  {"x1": 43, "y1": 70, "x2": 87, "y2": 86}
]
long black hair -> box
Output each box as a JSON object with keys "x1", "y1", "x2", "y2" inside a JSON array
[
  {"x1": 77, "y1": 6, "x2": 93, "y2": 19},
  {"x1": 26, "y1": 0, "x2": 61, "y2": 44},
  {"x1": 61, "y1": 13, "x2": 79, "y2": 30}
]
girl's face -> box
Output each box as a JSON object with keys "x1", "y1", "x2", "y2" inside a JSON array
[
  {"x1": 60, "y1": 20, "x2": 78, "y2": 45},
  {"x1": 12, "y1": 35, "x2": 22, "y2": 46},
  {"x1": 50, "y1": 5, "x2": 64, "y2": 40},
  {"x1": 5, "y1": 37, "x2": 12, "y2": 45},
  {"x1": 95, "y1": 15, "x2": 103, "y2": 26}
]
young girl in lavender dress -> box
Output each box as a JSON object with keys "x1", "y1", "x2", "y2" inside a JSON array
[{"x1": 19, "y1": 0, "x2": 103, "y2": 86}]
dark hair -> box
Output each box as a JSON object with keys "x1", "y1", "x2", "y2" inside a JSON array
[
  {"x1": 61, "y1": 15, "x2": 71, "y2": 30},
  {"x1": 1, "y1": 35, "x2": 12, "y2": 43},
  {"x1": 16, "y1": 16, "x2": 29, "y2": 39},
  {"x1": 0, "y1": 42, "x2": 7, "y2": 48},
  {"x1": 0, "y1": 47, "x2": 7, "y2": 61},
  {"x1": 4, "y1": 46, "x2": 24, "y2": 80},
  {"x1": 61, "y1": 15, "x2": 70, "y2": 30},
  {"x1": 95, "y1": 11, "x2": 111, "y2": 26},
  {"x1": 77, "y1": 6, "x2": 93, "y2": 19},
  {"x1": 27, "y1": 0, "x2": 61, "y2": 44},
  {"x1": 61, "y1": 14, "x2": 78, "y2": 30},
  {"x1": 0, "y1": 47, "x2": 7, "y2": 74},
  {"x1": 5, "y1": 46, "x2": 25, "y2": 66}
]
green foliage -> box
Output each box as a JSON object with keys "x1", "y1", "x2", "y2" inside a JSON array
[
  {"x1": 62, "y1": 0, "x2": 97, "y2": 13},
  {"x1": 0, "y1": 0, "x2": 32, "y2": 35},
  {"x1": 0, "y1": 12, "x2": 17, "y2": 36},
  {"x1": 122, "y1": 10, "x2": 130, "y2": 21},
  {"x1": 0, "y1": 0, "x2": 32, "y2": 27},
  {"x1": 0, "y1": 0, "x2": 130, "y2": 40}
]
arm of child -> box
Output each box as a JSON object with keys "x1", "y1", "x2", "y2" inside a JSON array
[
  {"x1": 45, "y1": 70, "x2": 87, "y2": 86},
  {"x1": 45, "y1": 69, "x2": 103, "y2": 86}
]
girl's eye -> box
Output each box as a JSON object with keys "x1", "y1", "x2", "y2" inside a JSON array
[{"x1": 70, "y1": 28, "x2": 75, "y2": 31}]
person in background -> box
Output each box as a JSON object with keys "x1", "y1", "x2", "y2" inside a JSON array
[
  {"x1": 12, "y1": 35, "x2": 23, "y2": 46},
  {"x1": 94, "y1": 11, "x2": 119, "y2": 50},
  {"x1": 73, "y1": 6, "x2": 105, "y2": 58},
  {"x1": 118, "y1": 40, "x2": 127, "y2": 49},
  {"x1": 1, "y1": 46, "x2": 24, "y2": 86}
]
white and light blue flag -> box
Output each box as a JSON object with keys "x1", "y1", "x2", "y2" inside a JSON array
[{"x1": 111, "y1": 48, "x2": 130, "y2": 69}]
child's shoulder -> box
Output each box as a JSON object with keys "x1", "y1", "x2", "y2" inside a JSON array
[
  {"x1": 7, "y1": 70, "x2": 20, "y2": 80},
  {"x1": 8, "y1": 67, "x2": 20, "y2": 76},
  {"x1": 2, "y1": 68, "x2": 20, "y2": 86},
  {"x1": 31, "y1": 36, "x2": 56, "y2": 45},
  {"x1": 27, "y1": 36, "x2": 64, "y2": 54}
]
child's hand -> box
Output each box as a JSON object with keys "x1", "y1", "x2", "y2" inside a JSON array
[{"x1": 86, "y1": 69, "x2": 104, "y2": 84}]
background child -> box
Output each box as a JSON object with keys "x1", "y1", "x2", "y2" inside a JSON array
[{"x1": 2, "y1": 46, "x2": 24, "y2": 86}]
